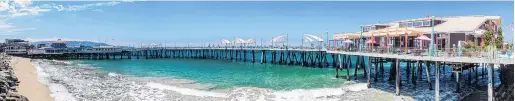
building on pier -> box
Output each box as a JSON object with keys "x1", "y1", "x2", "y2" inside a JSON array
[
  {"x1": 331, "y1": 15, "x2": 503, "y2": 53},
  {"x1": 27, "y1": 39, "x2": 123, "y2": 55},
  {"x1": 83, "y1": 46, "x2": 123, "y2": 53},
  {"x1": 3, "y1": 39, "x2": 30, "y2": 55}
]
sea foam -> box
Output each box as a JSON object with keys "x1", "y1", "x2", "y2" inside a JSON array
[{"x1": 146, "y1": 82, "x2": 227, "y2": 98}]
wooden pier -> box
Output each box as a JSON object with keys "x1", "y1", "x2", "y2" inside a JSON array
[{"x1": 24, "y1": 47, "x2": 514, "y2": 101}]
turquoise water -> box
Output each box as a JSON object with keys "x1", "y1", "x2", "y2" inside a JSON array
[{"x1": 78, "y1": 59, "x2": 354, "y2": 90}]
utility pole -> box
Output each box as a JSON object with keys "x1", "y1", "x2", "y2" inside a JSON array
[
  {"x1": 286, "y1": 33, "x2": 288, "y2": 49},
  {"x1": 326, "y1": 31, "x2": 330, "y2": 50},
  {"x1": 301, "y1": 33, "x2": 304, "y2": 49}
]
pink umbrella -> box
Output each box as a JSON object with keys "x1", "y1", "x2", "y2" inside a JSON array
[
  {"x1": 415, "y1": 35, "x2": 431, "y2": 41},
  {"x1": 366, "y1": 39, "x2": 376, "y2": 44}
]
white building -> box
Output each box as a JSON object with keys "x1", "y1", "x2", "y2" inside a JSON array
[{"x1": 4, "y1": 39, "x2": 29, "y2": 55}]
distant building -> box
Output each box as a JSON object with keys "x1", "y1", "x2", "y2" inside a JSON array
[
  {"x1": 37, "y1": 43, "x2": 48, "y2": 49},
  {"x1": 4, "y1": 39, "x2": 29, "y2": 55},
  {"x1": 28, "y1": 39, "x2": 123, "y2": 55},
  {"x1": 0, "y1": 42, "x2": 5, "y2": 52},
  {"x1": 50, "y1": 39, "x2": 67, "y2": 48}
]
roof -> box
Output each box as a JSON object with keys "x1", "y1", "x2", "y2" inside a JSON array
[{"x1": 53, "y1": 39, "x2": 66, "y2": 44}]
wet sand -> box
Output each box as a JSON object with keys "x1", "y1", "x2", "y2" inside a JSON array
[{"x1": 12, "y1": 57, "x2": 53, "y2": 101}]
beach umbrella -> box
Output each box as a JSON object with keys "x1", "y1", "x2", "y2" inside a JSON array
[
  {"x1": 304, "y1": 34, "x2": 324, "y2": 42},
  {"x1": 271, "y1": 35, "x2": 285, "y2": 43},
  {"x1": 221, "y1": 39, "x2": 232, "y2": 44},
  {"x1": 235, "y1": 38, "x2": 246, "y2": 44},
  {"x1": 343, "y1": 39, "x2": 354, "y2": 44}
]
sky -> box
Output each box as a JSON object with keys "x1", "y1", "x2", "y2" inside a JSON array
[{"x1": 0, "y1": 1, "x2": 513, "y2": 46}]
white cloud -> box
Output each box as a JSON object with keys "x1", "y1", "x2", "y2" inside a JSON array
[
  {"x1": 40, "y1": 1, "x2": 120, "y2": 12},
  {"x1": 0, "y1": 0, "x2": 126, "y2": 36},
  {"x1": 0, "y1": 21, "x2": 14, "y2": 29},
  {"x1": 92, "y1": 9, "x2": 104, "y2": 12},
  {"x1": 2, "y1": 1, "x2": 123, "y2": 18},
  {"x1": 21, "y1": 6, "x2": 51, "y2": 15},
  {"x1": 0, "y1": 1, "x2": 9, "y2": 11},
  {"x1": 13, "y1": 0, "x2": 31, "y2": 8}
]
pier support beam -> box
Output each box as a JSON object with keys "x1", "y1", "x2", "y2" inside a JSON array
[
  {"x1": 395, "y1": 59, "x2": 400, "y2": 96},
  {"x1": 455, "y1": 71, "x2": 460, "y2": 93},
  {"x1": 487, "y1": 63, "x2": 494, "y2": 101},
  {"x1": 337, "y1": 54, "x2": 341, "y2": 78},
  {"x1": 435, "y1": 61, "x2": 440, "y2": 101},
  {"x1": 425, "y1": 61, "x2": 433, "y2": 90},
  {"x1": 346, "y1": 55, "x2": 350, "y2": 81},
  {"x1": 367, "y1": 56, "x2": 371, "y2": 88}
]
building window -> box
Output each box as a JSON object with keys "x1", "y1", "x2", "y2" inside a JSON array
[
  {"x1": 408, "y1": 22, "x2": 414, "y2": 27},
  {"x1": 416, "y1": 21, "x2": 423, "y2": 26},
  {"x1": 413, "y1": 22, "x2": 420, "y2": 26},
  {"x1": 423, "y1": 21, "x2": 430, "y2": 26}
]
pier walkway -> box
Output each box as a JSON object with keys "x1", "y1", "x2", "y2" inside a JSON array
[
  {"x1": 132, "y1": 47, "x2": 513, "y2": 64},
  {"x1": 24, "y1": 46, "x2": 514, "y2": 101}
]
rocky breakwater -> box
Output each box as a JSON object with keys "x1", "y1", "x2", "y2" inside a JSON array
[{"x1": 0, "y1": 53, "x2": 28, "y2": 101}]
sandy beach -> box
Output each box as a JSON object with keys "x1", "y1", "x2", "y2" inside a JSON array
[{"x1": 12, "y1": 57, "x2": 53, "y2": 101}]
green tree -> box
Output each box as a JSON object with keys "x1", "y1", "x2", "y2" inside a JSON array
[{"x1": 482, "y1": 27, "x2": 504, "y2": 48}]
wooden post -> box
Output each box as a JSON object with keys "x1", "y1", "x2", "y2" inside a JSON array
[
  {"x1": 425, "y1": 61, "x2": 433, "y2": 90},
  {"x1": 455, "y1": 71, "x2": 460, "y2": 93},
  {"x1": 487, "y1": 63, "x2": 494, "y2": 101},
  {"x1": 354, "y1": 56, "x2": 360, "y2": 79},
  {"x1": 346, "y1": 55, "x2": 350, "y2": 81},
  {"x1": 367, "y1": 56, "x2": 371, "y2": 88},
  {"x1": 362, "y1": 56, "x2": 367, "y2": 79},
  {"x1": 395, "y1": 59, "x2": 400, "y2": 96},
  {"x1": 260, "y1": 51, "x2": 264, "y2": 64},
  {"x1": 412, "y1": 61, "x2": 418, "y2": 85},
  {"x1": 337, "y1": 54, "x2": 341, "y2": 78},
  {"x1": 374, "y1": 57, "x2": 378, "y2": 81},
  {"x1": 435, "y1": 61, "x2": 440, "y2": 101},
  {"x1": 252, "y1": 50, "x2": 255, "y2": 62},
  {"x1": 406, "y1": 60, "x2": 411, "y2": 80}
]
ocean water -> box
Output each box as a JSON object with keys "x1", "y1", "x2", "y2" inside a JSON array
[
  {"x1": 33, "y1": 58, "x2": 374, "y2": 101},
  {"x1": 31, "y1": 57, "x2": 499, "y2": 101},
  {"x1": 78, "y1": 59, "x2": 348, "y2": 90}
]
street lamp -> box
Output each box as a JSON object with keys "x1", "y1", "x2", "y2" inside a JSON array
[{"x1": 430, "y1": 16, "x2": 435, "y2": 56}]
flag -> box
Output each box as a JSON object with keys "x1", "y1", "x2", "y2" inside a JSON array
[{"x1": 509, "y1": 22, "x2": 513, "y2": 31}]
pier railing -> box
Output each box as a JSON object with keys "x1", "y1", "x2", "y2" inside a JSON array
[{"x1": 328, "y1": 46, "x2": 513, "y2": 59}]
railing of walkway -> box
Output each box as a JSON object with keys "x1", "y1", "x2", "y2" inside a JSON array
[{"x1": 328, "y1": 46, "x2": 514, "y2": 59}]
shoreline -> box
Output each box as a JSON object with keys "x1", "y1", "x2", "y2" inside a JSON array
[{"x1": 12, "y1": 57, "x2": 53, "y2": 101}]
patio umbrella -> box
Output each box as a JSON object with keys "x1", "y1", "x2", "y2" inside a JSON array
[
  {"x1": 415, "y1": 35, "x2": 432, "y2": 41},
  {"x1": 343, "y1": 39, "x2": 354, "y2": 43},
  {"x1": 366, "y1": 39, "x2": 376, "y2": 44}
]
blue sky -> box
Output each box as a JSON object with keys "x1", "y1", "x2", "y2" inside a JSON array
[{"x1": 0, "y1": 1, "x2": 513, "y2": 46}]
